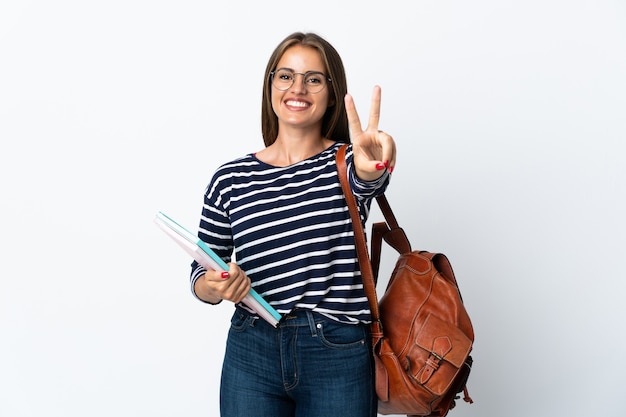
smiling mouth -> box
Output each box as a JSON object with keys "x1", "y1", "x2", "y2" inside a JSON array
[{"x1": 285, "y1": 100, "x2": 310, "y2": 108}]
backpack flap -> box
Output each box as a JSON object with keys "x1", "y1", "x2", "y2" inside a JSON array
[{"x1": 407, "y1": 314, "x2": 473, "y2": 396}]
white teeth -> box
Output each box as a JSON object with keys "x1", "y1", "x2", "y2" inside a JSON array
[{"x1": 286, "y1": 100, "x2": 308, "y2": 108}]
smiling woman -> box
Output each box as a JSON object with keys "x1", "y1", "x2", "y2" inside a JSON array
[
  {"x1": 189, "y1": 31, "x2": 396, "y2": 417},
  {"x1": 3, "y1": 2, "x2": 626, "y2": 417},
  {"x1": 260, "y1": 32, "x2": 350, "y2": 149},
  {"x1": 263, "y1": 43, "x2": 336, "y2": 162}
]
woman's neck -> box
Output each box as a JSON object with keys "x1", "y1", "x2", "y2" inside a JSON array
[{"x1": 256, "y1": 134, "x2": 334, "y2": 167}]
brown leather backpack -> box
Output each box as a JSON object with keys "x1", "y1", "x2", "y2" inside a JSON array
[{"x1": 337, "y1": 145, "x2": 474, "y2": 417}]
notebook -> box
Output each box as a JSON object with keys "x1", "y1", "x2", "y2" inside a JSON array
[{"x1": 154, "y1": 211, "x2": 282, "y2": 327}]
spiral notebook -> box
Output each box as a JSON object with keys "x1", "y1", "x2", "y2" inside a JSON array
[{"x1": 154, "y1": 211, "x2": 282, "y2": 327}]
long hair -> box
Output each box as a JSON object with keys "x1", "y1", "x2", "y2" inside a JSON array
[{"x1": 261, "y1": 32, "x2": 350, "y2": 147}]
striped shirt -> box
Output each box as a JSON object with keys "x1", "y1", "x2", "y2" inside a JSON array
[{"x1": 190, "y1": 142, "x2": 390, "y2": 324}]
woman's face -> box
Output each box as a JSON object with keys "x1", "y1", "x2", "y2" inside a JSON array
[{"x1": 271, "y1": 45, "x2": 331, "y2": 135}]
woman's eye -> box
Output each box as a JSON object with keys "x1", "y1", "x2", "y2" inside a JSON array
[{"x1": 278, "y1": 71, "x2": 293, "y2": 81}]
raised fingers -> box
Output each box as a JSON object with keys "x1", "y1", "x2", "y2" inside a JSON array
[
  {"x1": 344, "y1": 92, "x2": 363, "y2": 136},
  {"x1": 367, "y1": 85, "x2": 381, "y2": 132},
  {"x1": 344, "y1": 86, "x2": 383, "y2": 136}
]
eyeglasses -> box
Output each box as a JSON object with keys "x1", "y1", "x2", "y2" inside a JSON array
[{"x1": 270, "y1": 68, "x2": 331, "y2": 94}]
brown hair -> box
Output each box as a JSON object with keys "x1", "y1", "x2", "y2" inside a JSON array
[{"x1": 261, "y1": 32, "x2": 350, "y2": 147}]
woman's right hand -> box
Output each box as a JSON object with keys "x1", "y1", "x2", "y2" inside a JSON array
[{"x1": 195, "y1": 263, "x2": 251, "y2": 304}]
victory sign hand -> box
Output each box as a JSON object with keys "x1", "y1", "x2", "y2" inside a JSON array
[{"x1": 344, "y1": 85, "x2": 396, "y2": 181}]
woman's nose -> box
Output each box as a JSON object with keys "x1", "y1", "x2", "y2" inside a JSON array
[{"x1": 289, "y1": 73, "x2": 306, "y2": 93}]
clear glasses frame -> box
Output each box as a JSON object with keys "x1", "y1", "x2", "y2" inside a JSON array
[{"x1": 270, "y1": 68, "x2": 332, "y2": 94}]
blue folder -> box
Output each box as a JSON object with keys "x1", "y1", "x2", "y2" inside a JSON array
[{"x1": 154, "y1": 211, "x2": 282, "y2": 327}]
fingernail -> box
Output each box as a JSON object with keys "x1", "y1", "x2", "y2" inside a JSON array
[
  {"x1": 384, "y1": 160, "x2": 390, "y2": 168},
  {"x1": 221, "y1": 272, "x2": 230, "y2": 279},
  {"x1": 388, "y1": 165, "x2": 394, "y2": 173},
  {"x1": 375, "y1": 163, "x2": 386, "y2": 170}
]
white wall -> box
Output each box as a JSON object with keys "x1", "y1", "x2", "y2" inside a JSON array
[{"x1": 1, "y1": 1, "x2": 625, "y2": 416}]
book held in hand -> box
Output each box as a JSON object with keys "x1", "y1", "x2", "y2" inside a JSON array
[{"x1": 154, "y1": 211, "x2": 282, "y2": 327}]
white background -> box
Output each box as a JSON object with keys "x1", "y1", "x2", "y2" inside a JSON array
[{"x1": 1, "y1": 1, "x2": 625, "y2": 416}]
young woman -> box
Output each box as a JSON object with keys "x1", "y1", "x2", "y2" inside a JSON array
[{"x1": 190, "y1": 32, "x2": 396, "y2": 417}]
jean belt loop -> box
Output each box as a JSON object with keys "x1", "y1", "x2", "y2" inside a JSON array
[{"x1": 305, "y1": 310, "x2": 319, "y2": 337}]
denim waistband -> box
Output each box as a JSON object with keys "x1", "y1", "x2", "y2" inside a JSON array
[
  {"x1": 235, "y1": 307, "x2": 338, "y2": 336},
  {"x1": 280, "y1": 308, "x2": 326, "y2": 328}
]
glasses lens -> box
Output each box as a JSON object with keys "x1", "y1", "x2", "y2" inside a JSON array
[
  {"x1": 272, "y1": 69, "x2": 328, "y2": 93},
  {"x1": 303, "y1": 72, "x2": 326, "y2": 93},
  {"x1": 272, "y1": 69, "x2": 293, "y2": 91}
]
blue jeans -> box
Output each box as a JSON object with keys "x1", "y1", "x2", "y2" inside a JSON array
[{"x1": 220, "y1": 308, "x2": 376, "y2": 417}]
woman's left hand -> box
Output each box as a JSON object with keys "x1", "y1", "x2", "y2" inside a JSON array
[{"x1": 344, "y1": 85, "x2": 396, "y2": 181}]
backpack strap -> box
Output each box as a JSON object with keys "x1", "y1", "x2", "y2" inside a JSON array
[
  {"x1": 371, "y1": 195, "x2": 412, "y2": 280},
  {"x1": 335, "y1": 144, "x2": 381, "y2": 329},
  {"x1": 335, "y1": 145, "x2": 412, "y2": 281}
]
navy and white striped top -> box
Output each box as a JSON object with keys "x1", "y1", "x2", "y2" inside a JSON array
[{"x1": 190, "y1": 142, "x2": 390, "y2": 324}]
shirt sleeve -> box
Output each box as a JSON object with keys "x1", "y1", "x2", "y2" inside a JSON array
[
  {"x1": 189, "y1": 168, "x2": 235, "y2": 304},
  {"x1": 344, "y1": 144, "x2": 391, "y2": 224}
]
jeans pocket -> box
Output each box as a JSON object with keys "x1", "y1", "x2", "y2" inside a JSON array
[
  {"x1": 230, "y1": 310, "x2": 255, "y2": 332},
  {"x1": 317, "y1": 321, "x2": 368, "y2": 350}
]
